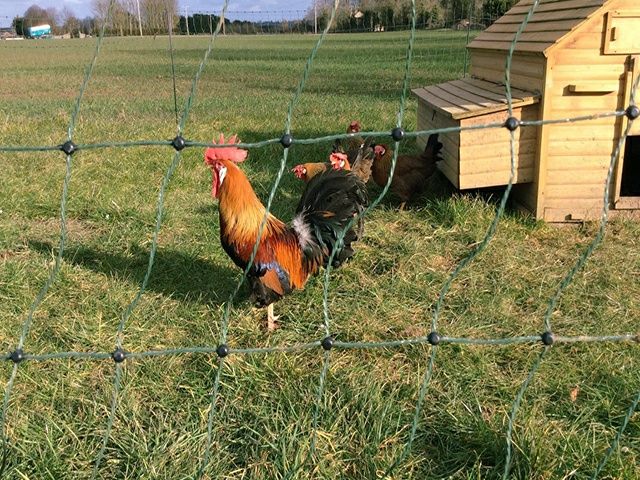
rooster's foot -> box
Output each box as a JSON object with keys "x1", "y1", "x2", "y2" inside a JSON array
[{"x1": 267, "y1": 303, "x2": 280, "y2": 331}]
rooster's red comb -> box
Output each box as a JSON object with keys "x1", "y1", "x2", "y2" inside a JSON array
[{"x1": 204, "y1": 134, "x2": 248, "y2": 166}]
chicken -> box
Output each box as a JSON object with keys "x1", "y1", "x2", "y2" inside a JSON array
[
  {"x1": 345, "y1": 120, "x2": 364, "y2": 155},
  {"x1": 371, "y1": 133, "x2": 442, "y2": 209},
  {"x1": 292, "y1": 152, "x2": 369, "y2": 240},
  {"x1": 291, "y1": 152, "x2": 350, "y2": 183},
  {"x1": 349, "y1": 138, "x2": 374, "y2": 184},
  {"x1": 205, "y1": 135, "x2": 368, "y2": 330},
  {"x1": 330, "y1": 121, "x2": 375, "y2": 184},
  {"x1": 333, "y1": 121, "x2": 372, "y2": 167},
  {"x1": 291, "y1": 162, "x2": 329, "y2": 183}
]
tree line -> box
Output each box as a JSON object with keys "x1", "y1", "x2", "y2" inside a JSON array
[
  {"x1": 12, "y1": 1, "x2": 178, "y2": 37},
  {"x1": 13, "y1": 5, "x2": 95, "y2": 37},
  {"x1": 179, "y1": 0, "x2": 519, "y2": 35},
  {"x1": 12, "y1": 0, "x2": 518, "y2": 37},
  {"x1": 316, "y1": 0, "x2": 519, "y2": 32}
]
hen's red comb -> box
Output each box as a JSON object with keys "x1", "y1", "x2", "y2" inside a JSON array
[
  {"x1": 204, "y1": 134, "x2": 248, "y2": 166},
  {"x1": 291, "y1": 164, "x2": 307, "y2": 179},
  {"x1": 373, "y1": 144, "x2": 386, "y2": 156},
  {"x1": 330, "y1": 152, "x2": 348, "y2": 170}
]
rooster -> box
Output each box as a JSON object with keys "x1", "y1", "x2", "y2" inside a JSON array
[
  {"x1": 205, "y1": 135, "x2": 368, "y2": 330},
  {"x1": 371, "y1": 133, "x2": 442, "y2": 209},
  {"x1": 291, "y1": 152, "x2": 350, "y2": 183}
]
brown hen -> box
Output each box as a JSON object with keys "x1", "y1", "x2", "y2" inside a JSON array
[{"x1": 371, "y1": 134, "x2": 442, "y2": 208}]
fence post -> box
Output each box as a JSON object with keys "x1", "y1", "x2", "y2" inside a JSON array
[{"x1": 463, "y1": 2, "x2": 473, "y2": 77}]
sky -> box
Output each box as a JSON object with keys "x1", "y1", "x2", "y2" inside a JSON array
[{"x1": 0, "y1": 0, "x2": 315, "y2": 27}]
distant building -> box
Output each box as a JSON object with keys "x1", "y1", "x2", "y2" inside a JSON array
[{"x1": 0, "y1": 27, "x2": 16, "y2": 39}]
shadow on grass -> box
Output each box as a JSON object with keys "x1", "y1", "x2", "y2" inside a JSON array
[
  {"x1": 27, "y1": 240, "x2": 245, "y2": 306},
  {"x1": 415, "y1": 420, "x2": 533, "y2": 479}
]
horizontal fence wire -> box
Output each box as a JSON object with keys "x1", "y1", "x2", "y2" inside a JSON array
[
  {"x1": 1, "y1": 0, "x2": 639, "y2": 477},
  {"x1": 1, "y1": 333, "x2": 639, "y2": 363},
  {"x1": 0, "y1": 110, "x2": 630, "y2": 154}
]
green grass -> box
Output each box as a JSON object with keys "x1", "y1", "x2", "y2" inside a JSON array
[{"x1": 0, "y1": 31, "x2": 639, "y2": 479}]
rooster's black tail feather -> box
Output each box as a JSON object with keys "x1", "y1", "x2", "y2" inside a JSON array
[{"x1": 295, "y1": 169, "x2": 368, "y2": 268}]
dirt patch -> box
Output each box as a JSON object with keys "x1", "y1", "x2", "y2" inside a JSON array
[
  {"x1": 0, "y1": 216, "x2": 102, "y2": 261},
  {"x1": 32, "y1": 218, "x2": 100, "y2": 241}
]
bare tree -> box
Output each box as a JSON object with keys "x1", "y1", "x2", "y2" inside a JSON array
[
  {"x1": 92, "y1": 0, "x2": 111, "y2": 19},
  {"x1": 80, "y1": 16, "x2": 98, "y2": 35},
  {"x1": 91, "y1": 0, "x2": 176, "y2": 35},
  {"x1": 121, "y1": 0, "x2": 137, "y2": 36},
  {"x1": 92, "y1": 0, "x2": 133, "y2": 36},
  {"x1": 61, "y1": 6, "x2": 81, "y2": 36},
  {"x1": 142, "y1": 0, "x2": 178, "y2": 34},
  {"x1": 23, "y1": 4, "x2": 57, "y2": 29}
]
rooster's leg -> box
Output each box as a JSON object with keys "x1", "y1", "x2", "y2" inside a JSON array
[
  {"x1": 267, "y1": 303, "x2": 280, "y2": 331},
  {"x1": 399, "y1": 201, "x2": 406, "y2": 211}
]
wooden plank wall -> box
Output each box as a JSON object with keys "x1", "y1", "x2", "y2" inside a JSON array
[
  {"x1": 462, "y1": 26, "x2": 546, "y2": 212},
  {"x1": 416, "y1": 100, "x2": 540, "y2": 190},
  {"x1": 542, "y1": 1, "x2": 631, "y2": 221},
  {"x1": 416, "y1": 102, "x2": 460, "y2": 188},
  {"x1": 469, "y1": 50, "x2": 546, "y2": 92},
  {"x1": 458, "y1": 105, "x2": 539, "y2": 189}
]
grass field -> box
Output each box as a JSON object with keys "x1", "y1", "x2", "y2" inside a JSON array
[{"x1": 0, "y1": 30, "x2": 639, "y2": 479}]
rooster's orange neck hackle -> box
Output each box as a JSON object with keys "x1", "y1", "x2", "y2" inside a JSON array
[{"x1": 205, "y1": 134, "x2": 284, "y2": 243}]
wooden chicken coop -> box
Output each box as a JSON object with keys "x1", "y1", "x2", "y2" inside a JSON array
[{"x1": 413, "y1": 0, "x2": 640, "y2": 222}]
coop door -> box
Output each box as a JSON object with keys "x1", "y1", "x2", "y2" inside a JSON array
[
  {"x1": 613, "y1": 56, "x2": 640, "y2": 209},
  {"x1": 617, "y1": 136, "x2": 640, "y2": 207}
]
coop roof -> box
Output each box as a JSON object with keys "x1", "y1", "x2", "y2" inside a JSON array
[
  {"x1": 412, "y1": 77, "x2": 540, "y2": 120},
  {"x1": 468, "y1": 0, "x2": 608, "y2": 54}
]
